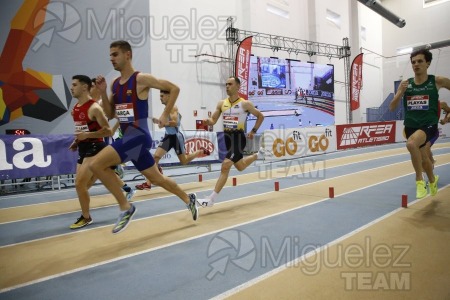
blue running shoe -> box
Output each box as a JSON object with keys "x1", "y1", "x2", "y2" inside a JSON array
[
  {"x1": 112, "y1": 204, "x2": 137, "y2": 234},
  {"x1": 187, "y1": 193, "x2": 199, "y2": 221}
]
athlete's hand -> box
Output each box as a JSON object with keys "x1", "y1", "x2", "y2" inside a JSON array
[
  {"x1": 247, "y1": 131, "x2": 255, "y2": 140},
  {"x1": 68, "y1": 140, "x2": 78, "y2": 151},
  {"x1": 398, "y1": 80, "x2": 408, "y2": 94},
  {"x1": 75, "y1": 131, "x2": 88, "y2": 141},
  {"x1": 158, "y1": 112, "x2": 169, "y2": 128},
  {"x1": 151, "y1": 117, "x2": 164, "y2": 128},
  {"x1": 97, "y1": 126, "x2": 110, "y2": 136},
  {"x1": 95, "y1": 75, "x2": 107, "y2": 92}
]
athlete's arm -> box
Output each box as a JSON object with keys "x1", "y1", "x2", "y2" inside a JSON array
[
  {"x1": 389, "y1": 80, "x2": 408, "y2": 111},
  {"x1": 95, "y1": 75, "x2": 115, "y2": 119},
  {"x1": 436, "y1": 75, "x2": 450, "y2": 125},
  {"x1": 440, "y1": 101, "x2": 450, "y2": 124},
  {"x1": 167, "y1": 106, "x2": 179, "y2": 127},
  {"x1": 75, "y1": 103, "x2": 113, "y2": 141},
  {"x1": 204, "y1": 100, "x2": 223, "y2": 126},
  {"x1": 110, "y1": 116, "x2": 120, "y2": 133},
  {"x1": 137, "y1": 73, "x2": 180, "y2": 126},
  {"x1": 436, "y1": 76, "x2": 450, "y2": 91},
  {"x1": 154, "y1": 107, "x2": 178, "y2": 129},
  {"x1": 243, "y1": 100, "x2": 264, "y2": 139}
]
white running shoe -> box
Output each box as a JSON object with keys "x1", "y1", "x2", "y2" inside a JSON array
[
  {"x1": 115, "y1": 164, "x2": 125, "y2": 179},
  {"x1": 257, "y1": 147, "x2": 273, "y2": 159}
]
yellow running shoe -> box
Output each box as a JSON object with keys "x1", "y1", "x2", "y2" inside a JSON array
[
  {"x1": 70, "y1": 215, "x2": 93, "y2": 229},
  {"x1": 416, "y1": 180, "x2": 427, "y2": 199},
  {"x1": 429, "y1": 175, "x2": 439, "y2": 196}
]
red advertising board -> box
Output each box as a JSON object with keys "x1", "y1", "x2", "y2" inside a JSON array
[
  {"x1": 235, "y1": 36, "x2": 252, "y2": 100},
  {"x1": 336, "y1": 121, "x2": 396, "y2": 150},
  {"x1": 350, "y1": 53, "x2": 363, "y2": 111}
]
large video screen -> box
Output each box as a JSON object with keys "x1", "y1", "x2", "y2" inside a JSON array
[
  {"x1": 247, "y1": 55, "x2": 335, "y2": 132},
  {"x1": 258, "y1": 57, "x2": 287, "y2": 89}
]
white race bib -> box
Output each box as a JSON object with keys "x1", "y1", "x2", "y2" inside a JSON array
[
  {"x1": 223, "y1": 115, "x2": 238, "y2": 129},
  {"x1": 116, "y1": 103, "x2": 135, "y2": 122},
  {"x1": 406, "y1": 95, "x2": 429, "y2": 111},
  {"x1": 74, "y1": 121, "x2": 89, "y2": 132}
]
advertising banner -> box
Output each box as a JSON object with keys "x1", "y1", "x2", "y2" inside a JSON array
[
  {"x1": 1, "y1": 130, "x2": 222, "y2": 180},
  {"x1": 0, "y1": 134, "x2": 77, "y2": 180},
  {"x1": 248, "y1": 89, "x2": 265, "y2": 97},
  {"x1": 336, "y1": 121, "x2": 396, "y2": 150},
  {"x1": 262, "y1": 126, "x2": 336, "y2": 160},
  {"x1": 140, "y1": 131, "x2": 221, "y2": 167},
  {"x1": 350, "y1": 53, "x2": 363, "y2": 111},
  {"x1": 235, "y1": 36, "x2": 253, "y2": 100}
]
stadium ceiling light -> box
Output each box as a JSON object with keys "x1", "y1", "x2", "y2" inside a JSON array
[
  {"x1": 357, "y1": 0, "x2": 406, "y2": 28},
  {"x1": 266, "y1": 3, "x2": 289, "y2": 18},
  {"x1": 396, "y1": 47, "x2": 413, "y2": 55},
  {"x1": 396, "y1": 39, "x2": 450, "y2": 55},
  {"x1": 412, "y1": 39, "x2": 450, "y2": 51}
]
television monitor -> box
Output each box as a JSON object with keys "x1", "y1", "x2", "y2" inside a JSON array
[{"x1": 258, "y1": 57, "x2": 287, "y2": 89}]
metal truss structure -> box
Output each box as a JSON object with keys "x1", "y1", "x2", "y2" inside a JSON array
[
  {"x1": 225, "y1": 18, "x2": 353, "y2": 123},
  {"x1": 231, "y1": 30, "x2": 350, "y2": 60}
]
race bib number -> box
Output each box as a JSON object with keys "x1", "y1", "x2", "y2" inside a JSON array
[
  {"x1": 406, "y1": 95, "x2": 429, "y2": 111},
  {"x1": 116, "y1": 103, "x2": 135, "y2": 122},
  {"x1": 223, "y1": 115, "x2": 238, "y2": 129},
  {"x1": 74, "y1": 121, "x2": 89, "y2": 132}
]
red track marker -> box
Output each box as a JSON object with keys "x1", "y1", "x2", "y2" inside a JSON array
[
  {"x1": 402, "y1": 194, "x2": 408, "y2": 208},
  {"x1": 329, "y1": 187, "x2": 335, "y2": 198}
]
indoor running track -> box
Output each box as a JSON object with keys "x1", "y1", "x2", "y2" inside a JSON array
[{"x1": 0, "y1": 141, "x2": 449, "y2": 300}]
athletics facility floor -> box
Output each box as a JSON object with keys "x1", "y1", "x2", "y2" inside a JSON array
[{"x1": 0, "y1": 141, "x2": 449, "y2": 300}]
